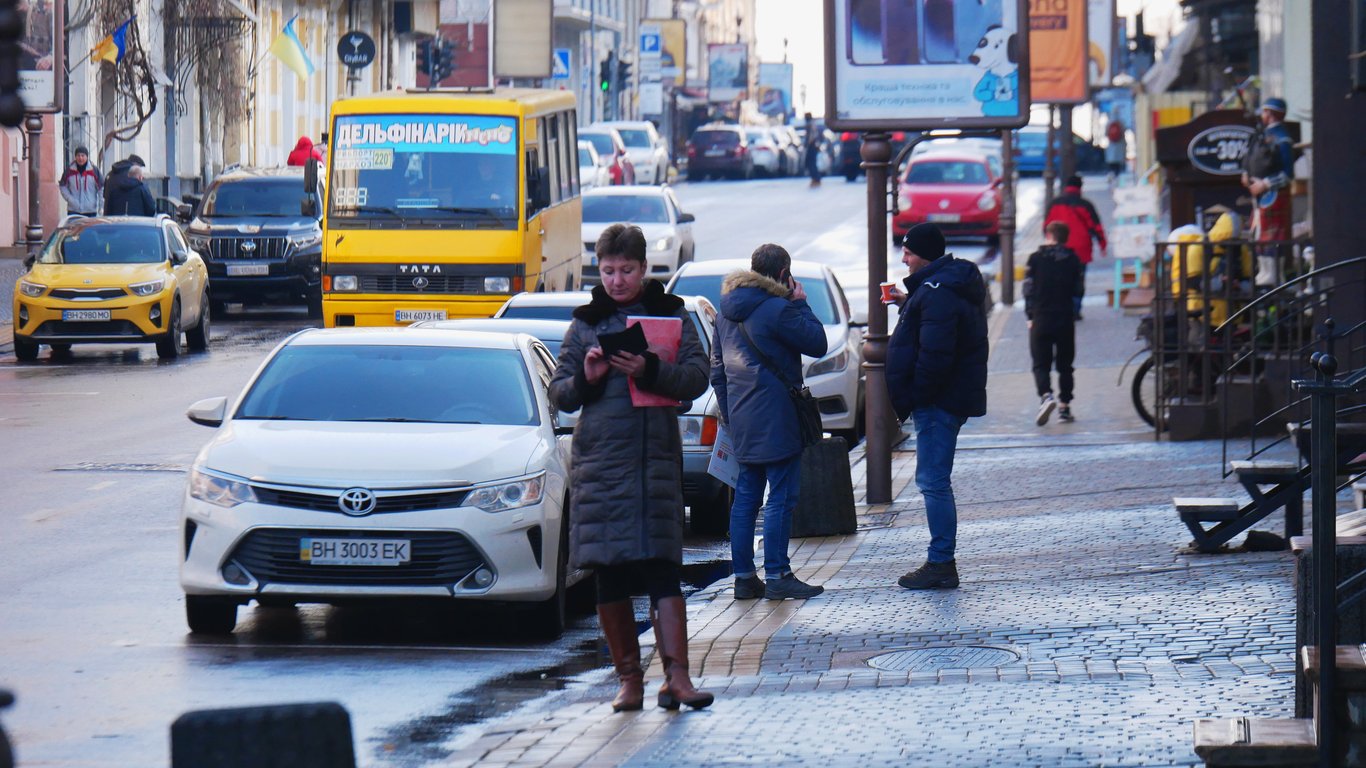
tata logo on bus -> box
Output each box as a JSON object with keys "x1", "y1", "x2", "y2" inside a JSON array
[
  {"x1": 398, "y1": 265, "x2": 443, "y2": 274},
  {"x1": 1187, "y1": 125, "x2": 1254, "y2": 176}
]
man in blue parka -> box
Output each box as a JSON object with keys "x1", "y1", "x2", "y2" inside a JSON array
[
  {"x1": 885, "y1": 224, "x2": 989, "y2": 590},
  {"x1": 711, "y1": 244, "x2": 828, "y2": 601}
]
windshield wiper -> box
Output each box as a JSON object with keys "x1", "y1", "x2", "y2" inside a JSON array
[
  {"x1": 335, "y1": 205, "x2": 410, "y2": 219},
  {"x1": 427, "y1": 206, "x2": 516, "y2": 218},
  {"x1": 341, "y1": 417, "x2": 481, "y2": 424},
  {"x1": 237, "y1": 415, "x2": 320, "y2": 421}
]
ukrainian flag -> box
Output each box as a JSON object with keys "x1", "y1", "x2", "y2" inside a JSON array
[
  {"x1": 269, "y1": 15, "x2": 315, "y2": 80},
  {"x1": 91, "y1": 17, "x2": 133, "y2": 65}
]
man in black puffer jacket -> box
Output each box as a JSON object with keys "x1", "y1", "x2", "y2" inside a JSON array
[{"x1": 885, "y1": 223, "x2": 988, "y2": 591}]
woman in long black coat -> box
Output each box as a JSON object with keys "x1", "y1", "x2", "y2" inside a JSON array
[{"x1": 548, "y1": 223, "x2": 713, "y2": 712}]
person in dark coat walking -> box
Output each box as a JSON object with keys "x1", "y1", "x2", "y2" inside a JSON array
[
  {"x1": 710, "y1": 244, "x2": 829, "y2": 602},
  {"x1": 1024, "y1": 221, "x2": 1085, "y2": 425},
  {"x1": 885, "y1": 223, "x2": 989, "y2": 590},
  {"x1": 105, "y1": 163, "x2": 156, "y2": 216},
  {"x1": 102, "y1": 154, "x2": 144, "y2": 213},
  {"x1": 549, "y1": 223, "x2": 712, "y2": 713}
]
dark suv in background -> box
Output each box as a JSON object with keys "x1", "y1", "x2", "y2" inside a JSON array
[
  {"x1": 685, "y1": 124, "x2": 753, "y2": 181},
  {"x1": 184, "y1": 168, "x2": 324, "y2": 316}
]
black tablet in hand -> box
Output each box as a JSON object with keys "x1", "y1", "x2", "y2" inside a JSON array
[{"x1": 597, "y1": 323, "x2": 648, "y2": 357}]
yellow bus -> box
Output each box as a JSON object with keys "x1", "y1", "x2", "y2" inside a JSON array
[{"x1": 318, "y1": 88, "x2": 582, "y2": 326}]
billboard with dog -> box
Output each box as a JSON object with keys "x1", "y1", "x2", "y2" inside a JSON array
[{"x1": 823, "y1": 0, "x2": 1030, "y2": 130}]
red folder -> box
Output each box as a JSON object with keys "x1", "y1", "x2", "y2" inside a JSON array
[{"x1": 627, "y1": 315, "x2": 683, "y2": 407}]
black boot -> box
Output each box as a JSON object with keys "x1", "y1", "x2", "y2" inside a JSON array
[
  {"x1": 651, "y1": 596, "x2": 714, "y2": 710},
  {"x1": 897, "y1": 560, "x2": 959, "y2": 590},
  {"x1": 597, "y1": 600, "x2": 643, "y2": 712}
]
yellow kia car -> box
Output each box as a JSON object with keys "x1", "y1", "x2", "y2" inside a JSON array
[{"x1": 13, "y1": 216, "x2": 211, "y2": 361}]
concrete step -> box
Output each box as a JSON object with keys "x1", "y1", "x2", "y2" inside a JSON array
[
  {"x1": 1301, "y1": 644, "x2": 1366, "y2": 689},
  {"x1": 1193, "y1": 716, "x2": 1316, "y2": 766},
  {"x1": 1176, "y1": 496, "x2": 1241, "y2": 521},
  {"x1": 1231, "y1": 460, "x2": 1301, "y2": 479},
  {"x1": 1336, "y1": 509, "x2": 1366, "y2": 538}
]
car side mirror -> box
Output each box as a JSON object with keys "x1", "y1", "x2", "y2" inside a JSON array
[
  {"x1": 554, "y1": 425, "x2": 575, "y2": 436},
  {"x1": 170, "y1": 249, "x2": 188, "y2": 265},
  {"x1": 990, "y1": 177, "x2": 1003, "y2": 189},
  {"x1": 678, "y1": 212, "x2": 695, "y2": 223},
  {"x1": 176, "y1": 202, "x2": 194, "y2": 223},
  {"x1": 22, "y1": 254, "x2": 34, "y2": 269},
  {"x1": 186, "y1": 396, "x2": 228, "y2": 428}
]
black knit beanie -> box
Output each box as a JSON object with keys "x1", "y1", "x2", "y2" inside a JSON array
[{"x1": 902, "y1": 223, "x2": 946, "y2": 262}]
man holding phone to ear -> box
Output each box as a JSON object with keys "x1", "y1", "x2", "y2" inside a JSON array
[{"x1": 710, "y1": 244, "x2": 829, "y2": 601}]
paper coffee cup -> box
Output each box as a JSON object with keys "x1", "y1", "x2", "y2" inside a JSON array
[{"x1": 879, "y1": 282, "x2": 896, "y2": 303}]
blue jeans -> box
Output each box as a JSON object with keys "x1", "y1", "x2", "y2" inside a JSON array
[
  {"x1": 912, "y1": 406, "x2": 967, "y2": 563},
  {"x1": 730, "y1": 453, "x2": 802, "y2": 580}
]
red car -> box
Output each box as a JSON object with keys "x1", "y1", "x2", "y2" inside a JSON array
[
  {"x1": 579, "y1": 128, "x2": 637, "y2": 186},
  {"x1": 892, "y1": 151, "x2": 1002, "y2": 245}
]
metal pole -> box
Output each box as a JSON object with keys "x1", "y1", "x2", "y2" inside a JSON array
[
  {"x1": 1059, "y1": 104, "x2": 1076, "y2": 182},
  {"x1": 589, "y1": 5, "x2": 597, "y2": 123},
  {"x1": 1043, "y1": 105, "x2": 1057, "y2": 209},
  {"x1": 165, "y1": 85, "x2": 181, "y2": 198},
  {"x1": 1308, "y1": 350, "x2": 1340, "y2": 768},
  {"x1": 861, "y1": 132, "x2": 893, "y2": 504},
  {"x1": 25, "y1": 114, "x2": 43, "y2": 250},
  {"x1": 999, "y1": 128, "x2": 1016, "y2": 306}
]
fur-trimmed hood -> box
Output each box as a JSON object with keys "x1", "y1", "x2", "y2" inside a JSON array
[
  {"x1": 572, "y1": 278, "x2": 682, "y2": 324},
  {"x1": 719, "y1": 270, "x2": 789, "y2": 323}
]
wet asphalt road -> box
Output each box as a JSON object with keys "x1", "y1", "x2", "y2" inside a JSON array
[{"x1": 0, "y1": 173, "x2": 1043, "y2": 767}]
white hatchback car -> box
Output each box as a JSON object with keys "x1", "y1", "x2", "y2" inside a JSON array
[
  {"x1": 578, "y1": 140, "x2": 612, "y2": 190},
  {"x1": 594, "y1": 120, "x2": 670, "y2": 185},
  {"x1": 580, "y1": 186, "x2": 696, "y2": 284},
  {"x1": 179, "y1": 327, "x2": 582, "y2": 638},
  {"x1": 667, "y1": 259, "x2": 867, "y2": 446}
]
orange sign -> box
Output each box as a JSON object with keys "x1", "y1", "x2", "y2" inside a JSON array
[{"x1": 1028, "y1": 0, "x2": 1089, "y2": 103}]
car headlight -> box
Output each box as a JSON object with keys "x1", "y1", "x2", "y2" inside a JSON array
[
  {"x1": 18, "y1": 280, "x2": 46, "y2": 297},
  {"x1": 331, "y1": 275, "x2": 358, "y2": 291},
  {"x1": 679, "y1": 415, "x2": 718, "y2": 446},
  {"x1": 466, "y1": 473, "x2": 544, "y2": 513},
  {"x1": 654, "y1": 236, "x2": 674, "y2": 252},
  {"x1": 806, "y1": 348, "x2": 849, "y2": 377},
  {"x1": 129, "y1": 279, "x2": 166, "y2": 297},
  {"x1": 288, "y1": 231, "x2": 322, "y2": 249},
  {"x1": 188, "y1": 467, "x2": 257, "y2": 508},
  {"x1": 977, "y1": 192, "x2": 998, "y2": 211},
  {"x1": 484, "y1": 276, "x2": 512, "y2": 293}
]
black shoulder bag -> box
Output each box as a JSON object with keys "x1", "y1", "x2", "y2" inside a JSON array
[{"x1": 737, "y1": 321, "x2": 823, "y2": 446}]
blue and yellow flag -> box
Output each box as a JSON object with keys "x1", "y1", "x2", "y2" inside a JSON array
[
  {"x1": 268, "y1": 15, "x2": 315, "y2": 80},
  {"x1": 91, "y1": 17, "x2": 133, "y2": 65}
]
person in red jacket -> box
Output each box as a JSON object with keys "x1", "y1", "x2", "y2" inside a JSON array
[
  {"x1": 286, "y1": 136, "x2": 324, "y2": 167},
  {"x1": 1043, "y1": 175, "x2": 1107, "y2": 320}
]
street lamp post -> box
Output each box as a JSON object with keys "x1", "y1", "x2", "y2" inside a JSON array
[
  {"x1": 998, "y1": 128, "x2": 1017, "y2": 305},
  {"x1": 25, "y1": 114, "x2": 43, "y2": 250},
  {"x1": 861, "y1": 132, "x2": 893, "y2": 504}
]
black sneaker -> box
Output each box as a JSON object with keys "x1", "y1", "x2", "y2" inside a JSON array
[
  {"x1": 734, "y1": 575, "x2": 765, "y2": 600},
  {"x1": 897, "y1": 560, "x2": 959, "y2": 590},
  {"x1": 764, "y1": 573, "x2": 824, "y2": 600},
  {"x1": 1058, "y1": 404, "x2": 1075, "y2": 422},
  {"x1": 1036, "y1": 393, "x2": 1056, "y2": 426}
]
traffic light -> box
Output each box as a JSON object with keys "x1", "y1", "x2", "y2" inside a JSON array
[
  {"x1": 416, "y1": 39, "x2": 432, "y2": 76},
  {"x1": 431, "y1": 40, "x2": 454, "y2": 82},
  {"x1": 616, "y1": 60, "x2": 631, "y2": 92},
  {"x1": 0, "y1": 0, "x2": 25, "y2": 127},
  {"x1": 599, "y1": 58, "x2": 611, "y2": 93}
]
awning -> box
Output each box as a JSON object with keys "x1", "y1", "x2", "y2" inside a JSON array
[{"x1": 1142, "y1": 22, "x2": 1198, "y2": 95}]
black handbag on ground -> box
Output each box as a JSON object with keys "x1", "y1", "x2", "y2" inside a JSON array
[{"x1": 737, "y1": 322, "x2": 823, "y2": 447}]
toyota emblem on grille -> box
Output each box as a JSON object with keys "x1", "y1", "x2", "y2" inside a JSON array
[
  {"x1": 240, "y1": 240, "x2": 257, "y2": 253},
  {"x1": 412, "y1": 276, "x2": 429, "y2": 290},
  {"x1": 338, "y1": 488, "x2": 377, "y2": 516}
]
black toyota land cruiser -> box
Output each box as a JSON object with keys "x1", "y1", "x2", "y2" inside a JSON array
[{"x1": 184, "y1": 168, "x2": 324, "y2": 316}]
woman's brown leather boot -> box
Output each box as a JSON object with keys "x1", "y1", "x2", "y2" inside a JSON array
[
  {"x1": 597, "y1": 600, "x2": 644, "y2": 711},
  {"x1": 651, "y1": 596, "x2": 714, "y2": 710}
]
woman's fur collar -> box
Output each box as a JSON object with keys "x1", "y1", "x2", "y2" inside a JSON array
[
  {"x1": 573, "y1": 278, "x2": 682, "y2": 323},
  {"x1": 721, "y1": 270, "x2": 789, "y2": 298}
]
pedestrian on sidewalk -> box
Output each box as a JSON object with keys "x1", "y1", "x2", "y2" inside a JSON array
[
  {"x1": 548, "y1": 223, "x2": 714, "y2": 713},
  {"x1": 1043, "y1": 174, "x2": 1107, "y2": 320},
  {"x1": 105, "y1": 163, "x2": 155, "y2": 217},
  {"x1": 102, "y1": 154, "x2": 144, "y2": 214},
  {"x1": 884, "y1": 224, "x2": 988, "y2": 590},
  {"x1": 286, "y1": 135, "x2": 324, "y2": 167},
  {"x1": 1024, "y1": 221, "x2": 1084, "y2": 426},
  {"x1": 58, "y1": 146, "x2": 102, "y2": 217},
  {"x1": 803, "y1": 112, "x2": 822, "y2": 187},
  {"x1": 710, "y1": 244, "x2": 829, "y2": 602}
]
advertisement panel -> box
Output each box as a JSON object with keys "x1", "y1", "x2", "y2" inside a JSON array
[
  {"x1": 757, "y1": 62, "x2": 794, "y2": 120},
  {"x1": 1088, "y1": 0, "x2": 1115, "y2": 87},
  {"x1": 708, "y1": 43, "x2": 748, "y2": 102},
  {"x1": 20, "y1": 0, "x2": 63, "y2": 113},
  {"x1": 649, "y1": 18, "x2": 686, "y2": 86},
  {"x1": 493, "y1": 0, "x2": 552, "y2": 78},
  {"x1": 1029, "y1": 0, "x2": 1088, "y2": 103},
  {"x1": 823, "y1": 0, "x2": 1031, "y2": 131}
]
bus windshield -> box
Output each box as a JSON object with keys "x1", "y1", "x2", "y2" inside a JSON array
[{"x1": 328, "y1": 113, "x2": 519, "y2": 228}]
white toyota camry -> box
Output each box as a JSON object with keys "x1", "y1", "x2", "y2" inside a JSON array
[{"x1": 178, "y1": 327, "x2": 580, "y2": 637}]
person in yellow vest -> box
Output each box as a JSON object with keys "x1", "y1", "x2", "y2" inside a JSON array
[{"x1": 1166, "y1": 210, "x2": 1249, "y2": 326}]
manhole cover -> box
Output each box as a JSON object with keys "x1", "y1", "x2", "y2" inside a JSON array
[
  {"x1": 54, "y1": 462, "x2": 186, "y2": 473},
  {"x1": 866, "y1": 646, "x2": 1019, "y2": 672}
]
